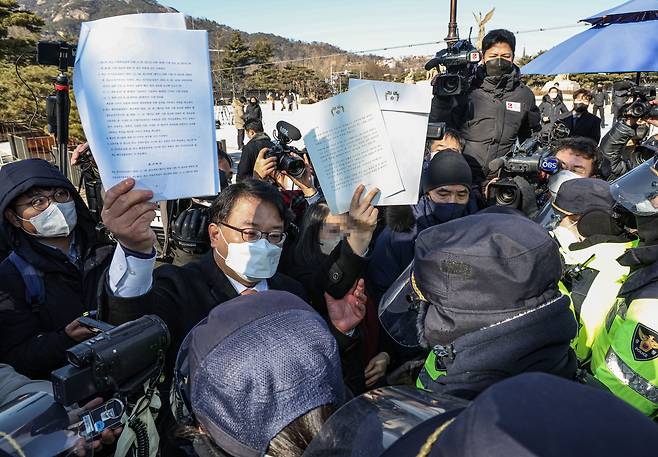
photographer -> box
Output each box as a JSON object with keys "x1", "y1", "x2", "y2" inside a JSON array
[
  {"x1": 431, "y1": 29, "x2": 540, "y2": 178},
  {"x1": 554, "y1": 136, "x2": 599, "y2": 178},
  {"x1": 236, "y1": 119, "x2": 274, "y2": 181},
  {"x1": 599, "y1": 100, "x2": 658, "y2": 182},
  {"x1": 0, "y1": 159, "x2": 114, "y2": 379}
]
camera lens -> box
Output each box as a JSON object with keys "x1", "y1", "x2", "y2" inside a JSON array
[
  {"x1": 438, "y1": 75, "x2": 461, "y2": 96},
  {"x1": 280, "y1": 154, "x2": 306, "y2": 179},
  {"x1": 495, "y1": 186, "x2": 520, "y2": 207}
]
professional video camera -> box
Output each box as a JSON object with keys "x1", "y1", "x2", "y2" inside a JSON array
[
  {"x1": 625, "y1": 84, "x2": 657, "y2": 118},
  {"x1": 488, "y1": 124, "x2": 569, "y2": 208},
  {"x1": 51, "y1": 315, "x2": 170, "y2": 407},
  {"x1": 265, "y1": 121, "x2": 306, "y2": 179},
  {"x1": 425, "y1": 39, "x2": 481, "y2": 97}
]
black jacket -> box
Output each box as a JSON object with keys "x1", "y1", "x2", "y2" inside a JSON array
[
  {"x1": 599, "y1": 121, "x2": 635, "y2": 181},
  {"x1": 438, "y1": 66, "x2": 540, "y2": 173},
  {"x1": 99, "y1": 251, "x2": 363, "y2": 389},
  {"x1": 287, "y1": 239, "x2": 369, "y2": 393},
  {"x1": 0, "y1": 159, "x2": 114, "y2": 378},
  {"x1": 244, "y1": 102, "x2": 262, "y2": 122},
  {"x1": 236, "y1": 133, "x2": 273, "y2": 181},
  {"x1": 538, "y1": 96, "x2": 569, "y2": 132},
  {"x1": 560, "y1": 111, "x2": 601, "y2": 144},
  {"x1": 418, "y1": 295, "x2": 578, "y2": 400},
  {"x1": 99, "y1": 252, "x2": 363, "y2": 456},
  {"x1": 617, "y1": 244, "x2": 658, "y2": 303}
]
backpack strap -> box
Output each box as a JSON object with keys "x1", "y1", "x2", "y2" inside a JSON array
[{"x1": 7, "y1": 252, "x2": 45, "y2": 313}]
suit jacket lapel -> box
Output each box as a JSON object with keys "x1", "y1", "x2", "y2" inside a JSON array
[{"x1": 198, "y1": 252, "x2": 239, "y2": 304}]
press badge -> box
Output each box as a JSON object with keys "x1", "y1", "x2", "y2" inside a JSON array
[{"x1": 506, "y1": 101, "x2": 521, "y2": 112}]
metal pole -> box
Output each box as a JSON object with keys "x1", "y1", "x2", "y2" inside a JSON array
[
  {"x1": 445, "y1": 0, "x2": 459, "y2": 44},
  {"x1": 55, "y1": 71, "x2": 70, "y2": 178}
]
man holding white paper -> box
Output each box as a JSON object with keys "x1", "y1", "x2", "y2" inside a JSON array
[
  {"x1": 74, "y1": 14, "x2": 219, "y2": 201},
  {"x1": 302, "y1": 84, "x2": 404, "y2": 214}
]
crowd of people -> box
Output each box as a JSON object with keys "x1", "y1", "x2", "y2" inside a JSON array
[{"x1": 0, "y1": 28, "x2": 657, "y2": 457}]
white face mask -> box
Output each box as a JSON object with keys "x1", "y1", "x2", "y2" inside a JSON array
[
  {"x1": 319, "y1": 236, "x2": 341, "y2": 256},
  {"x1": 17, "y1": 201, "x2": 77, "y2": 238},
  {"x1": 216, "y1": 229, "x2": 282, "y2": 282}
]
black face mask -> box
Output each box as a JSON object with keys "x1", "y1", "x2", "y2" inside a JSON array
[
  {"x1": 485, "y1": 58, "x2": 514, "y2": 78},
  {"x1": 574, "y1": 103, "x2": 589, "y2": 113},
  {"x1": 417, "y1": 197, "x2": 468, "y2": 232}
]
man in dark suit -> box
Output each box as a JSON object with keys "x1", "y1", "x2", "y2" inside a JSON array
[
  {"x1": 100, "y1": 178, "x2": 367, "y2": 371},
  {"x1": 100, "y1": 178, "x2": 367, "y2": 456},
  {"x1": 560, "y1": 89, "x2": 602, "y2": 144}
]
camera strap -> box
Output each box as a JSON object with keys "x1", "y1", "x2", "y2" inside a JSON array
[
  {"x1": 115, "y1": 382, "x2": 162, "y2": 457},
  {"x1": 7, "y1": 252, "x2": 45, "y2": 313}
]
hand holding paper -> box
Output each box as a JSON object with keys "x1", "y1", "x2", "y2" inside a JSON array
[
  {"x1": 74, "y1": 14, "x2": 219, "y2": 201},
  {"x1": 302, "y1": 84, "x2": 404, "y2": 214}
]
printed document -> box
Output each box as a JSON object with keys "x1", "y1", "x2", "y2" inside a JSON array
[
  {"x1": 303, "y1": 84, "x2": 404, "y2": 214},
  {"x1": 74, "y1": 15, "x2": 219, "y2": 200},
  {"x1": 349, "y1": 79, "x2": 431, "y2": 205}
]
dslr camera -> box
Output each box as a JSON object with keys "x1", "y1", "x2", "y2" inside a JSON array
[
  {"x1": 626, "y1": 84, "x2": 657, "y2": 118},
  {"x1": 265, "y1": 121, "x2": 306, "y2": 179},
  {"x1": 425, "y1": 40, "x2": 481, "y2": 96},
  {"x1": 51, "y1": 315, "x2": 170, "y2": 406}
]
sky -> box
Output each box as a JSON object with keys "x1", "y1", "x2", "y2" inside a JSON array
[{"x1": 160, "y1": 0, "x2": 621, "y2": 58}]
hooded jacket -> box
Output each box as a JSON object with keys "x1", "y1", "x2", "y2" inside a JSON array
[
  {"x1": 458, "y1": 65, "x2": 540, "y2": 174},
  {"x1": 0, "y1": 159, "x2": 114, "y2": 378},
  {"x1": 244, "y1": 101, "x2": 262, "y2": 123}
]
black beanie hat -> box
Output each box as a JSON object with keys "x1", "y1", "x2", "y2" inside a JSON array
[{"x1": 422, "y1": 150, "x2": 473, "y2": 193}]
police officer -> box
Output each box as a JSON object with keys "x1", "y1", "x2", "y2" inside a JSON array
[
  {"x1": 379, "y1": 210, "x2": 577, "y2": 398},
  {"x1": 590, "y1": 155, "x2": 658, "y2": 417},
  {"x1": 550, "y1": 178, "x2": 637, "y2": 362}
]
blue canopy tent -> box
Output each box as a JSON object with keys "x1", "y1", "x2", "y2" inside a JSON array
[{"x1": 521, "y1": 0, "x2": 658, "y2": 74}]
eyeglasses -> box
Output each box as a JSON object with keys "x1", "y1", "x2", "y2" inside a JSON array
[
  {"x1": 219, "y1": 221, "x2": 287, "y2": 245},
  {"x1": 15, "y1": 189, "x2": 72, "y2": 212}
]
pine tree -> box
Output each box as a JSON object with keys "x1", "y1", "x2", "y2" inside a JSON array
[{"x1": 0, "y1": 0, "x2": 44, "y2": 62}]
